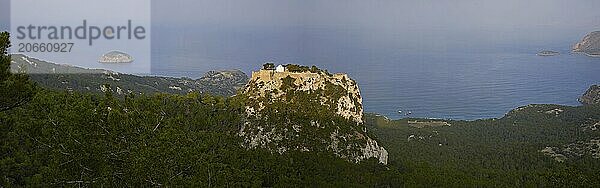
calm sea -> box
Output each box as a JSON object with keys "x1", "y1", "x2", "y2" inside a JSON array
[{"x1": 152, "y1": 26, "x2": 600, "y2": 120}]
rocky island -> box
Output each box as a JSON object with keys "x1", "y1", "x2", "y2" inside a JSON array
[
  {"x1": 98, "y1": 50, "x2": 134, "y2": 63},
  {"x1": 573, "y1": 31, "x2": 600, "y2": 57},
  {"x1": 580, "y1": 85, "x2": 600, "y2": 105},
  {"x1": 537, "y1": 50, "x2": 559, "y2": 56}
]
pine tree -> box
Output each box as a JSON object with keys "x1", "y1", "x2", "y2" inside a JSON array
[{"x1": 0, "y1": 32, "x2": 36, "y2": 112}]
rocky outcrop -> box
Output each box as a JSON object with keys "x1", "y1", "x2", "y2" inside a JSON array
[
  {"x1": 573, "y1": 31, "x2": 600, "y2": 57},
  {"x1": 580, "y1": 85, "x2": 600, "y2": 105},
  {"x1": 244, "y1": 68, "x2": 363, "y2": 123},
  {"x1": 239, "y1": 65, "x2": 388, "y2": 164}
]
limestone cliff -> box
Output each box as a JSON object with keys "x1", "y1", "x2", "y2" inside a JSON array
[
  {"x1": 573, "y1": 31, "x2": 600, "y2": 57},
  {"x1": 239, "y1": 65, "x2": 388, "y2": 164}
]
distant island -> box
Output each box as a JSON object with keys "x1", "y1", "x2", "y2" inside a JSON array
[
  {"x1": 573, "y1": 31, "x2": 600, "y2": 57},
  {"x1": 98, "y1": 50, "x2": 134, "y2": 63},
  {"x1": 536, "y1": 50, "x2": 559, "y2": 56}
]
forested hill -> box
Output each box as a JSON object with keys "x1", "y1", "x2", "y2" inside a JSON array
[{"x1": 10, "y1": 54, "x2": 248, "y2": 96}]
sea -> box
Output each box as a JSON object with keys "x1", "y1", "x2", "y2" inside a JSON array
[{"x1": 151, "y1": 25, "x2": 600, "y2": 120}]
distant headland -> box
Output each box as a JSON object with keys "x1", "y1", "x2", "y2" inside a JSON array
[{"x1": 573, "y1": 31, "x2": 600, "y2": 57}]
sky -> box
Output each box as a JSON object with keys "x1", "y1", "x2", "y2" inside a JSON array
[
  {"x1": 1, "y1": 0, "x2": 599, "y2": 50},
  {"x1": 2, "y1": 0, "x2": 599, "y2": 65},
  {"x1": 1, "y1": 0, "x2": 599, "y2": 31},
  {"x1": 147, "y1": 0, "x2": 600, "y2": 31}
]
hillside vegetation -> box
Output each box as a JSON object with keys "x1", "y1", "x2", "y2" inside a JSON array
[
  {"x1": 366, "y1": 104, "x2": 600, "y2": 187},
  {"x1": 2, "y1": 31, "x2": 600, "y2": 186}
]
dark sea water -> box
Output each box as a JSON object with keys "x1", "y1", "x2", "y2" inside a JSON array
[{"x1": 152, "y1": 26, "x2": 600, "y2": 120}]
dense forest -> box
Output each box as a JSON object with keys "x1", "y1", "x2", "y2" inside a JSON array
[
  {"x1": 2, "y1": 31, "x2": 600, "y2": 187},
  {"x1": 366, "y1": 103, "x2": 600, "y2": 187},
  {"x1": 1, "y1": 89, "x2": 400, "y2": 186}
]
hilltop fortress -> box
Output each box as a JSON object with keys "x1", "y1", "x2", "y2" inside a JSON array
[
  {"x1": 246, "y1": 63, "x2": 363, "y2": 123},
  {"x1": 240, "y1": 63, "x2": 388, "y2": 164}
]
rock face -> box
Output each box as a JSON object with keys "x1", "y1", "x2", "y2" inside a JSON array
[
  {"x1": 573, "y1": 31, "x2": 600, "y2": 57},
  {"x1": 580, "y1": 85, "x2": 600, "y2": 105},
  {"x1": 239, "y1": 65, "x2": 388, "y2": 164}
]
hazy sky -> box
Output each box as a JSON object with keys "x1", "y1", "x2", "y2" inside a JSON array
[
  {"x1": 150, "y1": 0, "x2": 600, "y2": 31},
  {"x1": 1, "y1": 0, "x2": 599, "y2": 32},
  {"x1": 1, "y1": 0, "x2": 599, "y2": 49}
]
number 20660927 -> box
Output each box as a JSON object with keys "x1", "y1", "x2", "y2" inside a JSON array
[{"x1": 18, "y1": 43, "x2": 74, "y2": 53}]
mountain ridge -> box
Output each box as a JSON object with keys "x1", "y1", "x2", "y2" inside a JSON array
[{"x1": 10, "y1": 54, "x2": 248, "y2": 96}]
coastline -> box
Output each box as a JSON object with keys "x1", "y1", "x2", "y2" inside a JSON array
[
  {"x1": 365, "y1": 103, "x2": 584, "y2": 123},
  {"x1": 572, "y1": 51, "x2": 600, "y2": 57},
  {"x1": 583, "y1": 52, "x2": 600, "y2": 58}
]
